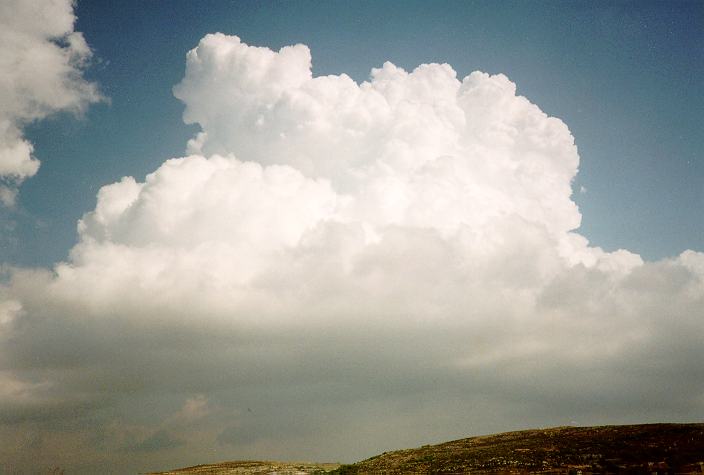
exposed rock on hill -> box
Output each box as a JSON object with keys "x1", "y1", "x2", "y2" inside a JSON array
[
  {"x1": 336, "y1": 423, "x2": 704, "y2": 474},
  {"x1": 149, "y1": 460, "x2": 340, "y2": 474},
  {"x1": 150, "y1": 424, "x2": 704, "y2": 474}
]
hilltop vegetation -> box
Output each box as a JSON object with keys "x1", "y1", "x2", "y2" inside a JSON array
[
  {"x1": 151, "y1": 423, "x2": 704, "y2": 474},
  {"x1": 149, "y1": 460, "x2": 340, "y2": 474},
  {"x1": 335, "y1": 423, "x2": 704, "y2": 474}
]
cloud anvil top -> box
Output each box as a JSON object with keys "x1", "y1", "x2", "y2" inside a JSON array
[{"x1": 0, "y1": 1, "x2": 702, "y2": 473}]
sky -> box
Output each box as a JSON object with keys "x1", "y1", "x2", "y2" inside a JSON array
[{"x1": 0, "y1": 0, "x2": 702, "y2": 473}]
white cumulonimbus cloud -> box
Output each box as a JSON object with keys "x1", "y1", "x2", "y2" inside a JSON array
[
  {"x1": 0, "y1": 0, "x2": 101, "y2": 205},
  {"x1": 59, "y1": 33, "x2": 646, "y2": 313},
  {"x1": 0, "y1": 34, "x2": 702, "y2": 472}
]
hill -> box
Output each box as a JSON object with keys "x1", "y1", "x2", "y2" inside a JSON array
[
  {"x1": 148, "y1": 460, "x2": 340, "y2": 474},
  {"x1": 150, "y1": 423, "x2": 704, "y2": 474},
  {"x1": 336, "y1": 423, "x2": 704, "y2": 474}
]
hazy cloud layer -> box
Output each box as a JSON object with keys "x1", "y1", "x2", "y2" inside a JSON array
[
  {"x1": 0, "y1": 35, "x2": 702, "y2": 473},
  {"x1": 0, "y1": 0, "x2": 100, "y2": 205}
]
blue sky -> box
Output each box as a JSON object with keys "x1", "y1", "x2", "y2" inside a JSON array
[{"x1": 5, "y1": 0, "x2": 702, "y2": 266}]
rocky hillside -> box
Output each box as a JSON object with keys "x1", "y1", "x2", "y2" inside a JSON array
[
  {"x1": 149, "y1": 460, "x2": 340, "y2": 474},
  {"x1": 150, "y1": 423, "x2": 704, "y2": 474},
  {"x1": 335, "y1": 423, "x2": 704, "y2": 474}
]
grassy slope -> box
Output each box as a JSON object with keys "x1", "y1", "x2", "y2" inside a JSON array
[
  {"x1": 335, "y1": 423, "x2": 704, "y2": 474},
  {"x1": 150, "y1": 423, "x2": 704, "y2": 474},
  {"x1": 148, "y1": 460, "x2": 340, "y2": 474}
]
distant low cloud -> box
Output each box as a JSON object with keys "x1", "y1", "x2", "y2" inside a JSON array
[
  {"x1": 0, "y1": 0, "x2": 101, "y2": 205},
  {"x1": 124, "y1": 430, "x2": 185, "y2": 453},
  {"x1": 0, "y1": 34, "x2": 702, "y2": 473}
]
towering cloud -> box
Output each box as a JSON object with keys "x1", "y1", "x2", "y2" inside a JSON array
[
  {"x1": 0, "y1": 35, "x2": 702, "y2": 473},
  {"x1": 174, "y1": 34, "x2": 581, "y2": 239},
  {"x1": 0, "y1": 0, "x2": 100, "y2": 205},
  {"x1": 61, "y1": 33, "x2": 643, "y2": 313}
]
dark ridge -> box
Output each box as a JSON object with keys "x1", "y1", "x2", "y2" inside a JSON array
[
  {"x1": 334, "y1": 423, "x2": 704, "y2": 474},
  {"x1": 149, "y1": 423, "x2": 704, "y2": 474}
]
